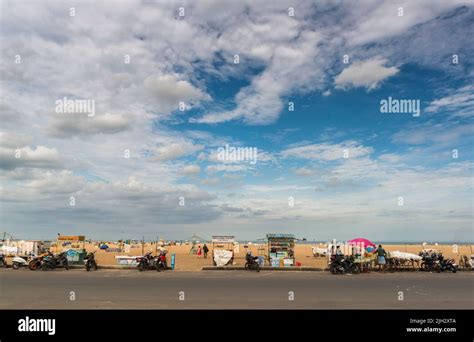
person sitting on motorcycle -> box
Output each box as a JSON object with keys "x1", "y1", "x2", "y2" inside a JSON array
[
  {"x1": 245, "y1": 252, "x2": 254, "y2": 262},
  {"x1": 334, "y1": 246, "x2": 344, "y2": 262}
]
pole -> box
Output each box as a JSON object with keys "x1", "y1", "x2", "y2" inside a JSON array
[{"x1": 142, "y1": 236, "x2": 144, "y2": 255}]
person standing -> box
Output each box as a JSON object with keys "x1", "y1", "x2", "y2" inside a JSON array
[
  {"x1": 203, "y1": 244, "x2": 209, "y2": 259},
  {"x1": 197, "y1": 245, "x2": 202, "y2": 259},
  {"x1": 375, "y1": 244, "x2": 386, "y2": 272}
]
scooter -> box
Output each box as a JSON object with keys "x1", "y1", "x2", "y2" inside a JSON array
[
  {"x1": 84, "y1": 251, "x2": 98, "y2": 271},
  {"x1": 12, "y1": 256, "x2": 29, "y2": 269},
  {"x1": 244, "y1": 252, "x2": 260, "y2": 272}
]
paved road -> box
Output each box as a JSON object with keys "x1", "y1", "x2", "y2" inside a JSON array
[{"x1": 1, "y1": 269, "x2": 473, "y2": 309}]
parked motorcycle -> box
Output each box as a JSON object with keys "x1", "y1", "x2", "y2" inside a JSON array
[
  {"x1": 437, "y1": 254, "x2": 457, "y2": 273},
  {"x1": 12, "y1": 256, "x2": 29, "y2": 269},
  {"x1": 420, "y1": 251, "x2": 438, "y2": 272},
  {"x1": 29, "y1": 254, "x2": 46, "y2": 270},
  {"x1": 329, "y1": 255, "x2": 346, "y2": 274},
  {"x1": 244, "y1": 252, "x2": 260, "y2": 272},
  {"x1": 136, "y1": 252, "x2": 157, "y2": 271},
  {"x1": 84, "y1": 251, "x2": 98, "y2": 271},
  {"x1": 0, "y1": 254, "x2": 7, "y2": 268},
  {"x1": 329, "y1": 254, "x2": 359, "y2": 274},
  {"x1": 41, "y1": 251, "x2": 69, "y2": 271},
  {"x1": 342, "y1": 255, "x2": 360, "y2": 274}
]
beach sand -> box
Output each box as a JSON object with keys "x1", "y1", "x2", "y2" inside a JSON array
[{"x1": 51, "y1": 242, "x2": 473, "y2": 271}]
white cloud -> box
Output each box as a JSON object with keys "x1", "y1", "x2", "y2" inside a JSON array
[
  {"x1": 293, "y1": 167, "x2": 316, "y2": 177},
  {"x1": 180, "y1": 164, "x2": 201, "y2": 175},
  {"x1": 392, "y1": 123, "x2": 474, "y2": 146},
  {"x1": 151, "y1": 142, "x2": 204, "y2": 162},
  {"x1": 334, "y1": 57, "x2": 399, "y2": 90},
  {"x1": 344, "y1": 0, "x2": 469, "y2": 46},
  {"x1": 0, "y1": 145, "x2": 61, "y2": 170},
  {"x1": 144, "y1": 74, "x2": 211, "y2": 113},
  {"x1": 206, "y1": 164, "x2": 248, "y2": 173},
  {"x1": 426, "y1": 85, "x2": 474, "y2": 117},
  {"x1": 48, "y1": 113, "x2": 132, "y2": 138},
  {"x1": 281, "y1": 141, "x2": 373, "y2": 161},
  {"x1": 0, "y1": 0, "x2": 472, "y2": 240}
]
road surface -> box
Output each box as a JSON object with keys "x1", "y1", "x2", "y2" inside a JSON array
[{"x1": 1, "y1": 269, "x2": 473, "y2": 309}]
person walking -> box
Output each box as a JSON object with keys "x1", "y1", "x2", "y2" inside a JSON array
[
  {"x1": 203, "y1": 244, "x2": 209, "y2": 259},
  {"x1": 375, "y1": 244, "x2": 387, "y2": 272},
  {"x1": 197, "y1": 245, "x2": 202, "y2": 259}
]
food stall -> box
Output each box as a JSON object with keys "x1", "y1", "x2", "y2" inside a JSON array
[
  {"x1": 211, "y1": 235, "x2": 235, "y2": 266},
  {"x1": 267, "y1": 234, "x2": 295, "y2": 267},
  {"x1": 56, "y1": 235, "x2": 86, "y2": 265}
]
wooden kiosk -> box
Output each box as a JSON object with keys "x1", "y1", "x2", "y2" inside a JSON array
[{"x1": 267, "y1": 233, "x2": 296, "y2": 267}]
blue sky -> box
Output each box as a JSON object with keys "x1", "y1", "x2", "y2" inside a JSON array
[{"x1": 1, "y1": 0, "x2": 473, "y2": 242}]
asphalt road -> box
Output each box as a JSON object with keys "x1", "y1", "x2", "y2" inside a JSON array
[{"x1": 1, "y1": 269, "x2": 473, "y2": 309}]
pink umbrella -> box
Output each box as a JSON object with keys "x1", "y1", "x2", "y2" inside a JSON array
[{"x1": 348, "y1": 238, "x2": 376, "y2": 248}]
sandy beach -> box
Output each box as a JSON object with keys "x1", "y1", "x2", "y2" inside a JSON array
[{"x1": 48, "y1": 242, "x2": 473, "y2": 271}]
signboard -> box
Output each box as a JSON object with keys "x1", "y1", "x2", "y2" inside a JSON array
[
  {"x1": 58, "y1": 235, "x2": 85, "y2": 241},
  {"x1": 211, "y1": 236, "x2": 235, "y2": 243},
  {"x1": 171, "y1": 254, "x2": 176, "y2": 270},
  {"x1": 65, "y1": 249, "x2": 85, "y2": 265},
  {"x1": 66, "y1": 249, "x2": 81, "y2": 262},
  {"x1": 115, "y1": 256, "x2": 139, "y2": 266}
]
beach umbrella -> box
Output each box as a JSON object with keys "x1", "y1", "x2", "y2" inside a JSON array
[{"x1": 348, "y1": 238, "x2": 376, "y2": 248}]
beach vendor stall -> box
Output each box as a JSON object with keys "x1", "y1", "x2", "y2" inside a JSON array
[
  {"x1": 211, "y1": 236, "x2": 235, "y2": 266},
  {"x1": 267, "y1": 234, "x2": 295, "y2": 267},
  {"x1": 57, "y1": 235, "x2": 86, "y2": 265}
]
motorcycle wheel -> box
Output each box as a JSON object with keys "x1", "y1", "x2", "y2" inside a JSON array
[
  {"x1": 156, "y1": 264, "x2": 162, "y2": 272},
  {"x1": 451, "y1": 267, "x2": 457, "y2": 273},
  {"x1": 244, "y1": 262, "x2": 249, "y2": 270},
  {"x1": 255, "y1": 264, "x2": 260, "y2": 273},
  {"x1": 13, "y1": 262, "x2": 19, "y2": 270},
  {"x1": 42, "y1": 263, "x2": 50, "y2": 271},
  {"x1": 138, "y1": 263, "x2": 146, "y2": 271},
  {"x1": 86, "y1": 262, "x2": 91, "y2": 271},
  {"x1": 64, "y1": 260, "x2": 69, "y2": 270},
  {"x1": 29, "y1": 261, "x2": 38, "y2": 270}
]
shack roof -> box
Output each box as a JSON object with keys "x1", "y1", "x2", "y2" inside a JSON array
[{"x1": 266, "y1": 233, "x2": 295, "y2": 239}]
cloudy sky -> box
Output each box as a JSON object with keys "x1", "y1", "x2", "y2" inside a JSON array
[{"x1": 1, "y1": 0, "x2": 473, "y2": 242}]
